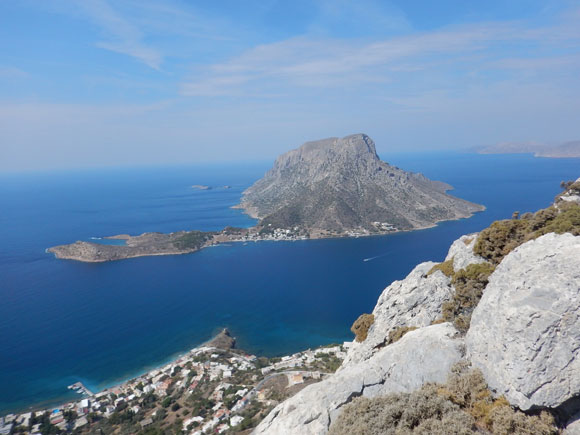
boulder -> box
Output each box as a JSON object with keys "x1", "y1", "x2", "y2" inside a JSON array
[
  {"x1": 444, "y1": 233, "x2": 487, "y2": 271},
  {"x1": 466, "y1": 233, "x2": 580, "y2": 410},
  {"x1": 342, "y1": 261, "x2": 453, "y2": 366},
  {"x1": 254, "y1": 323, "x2": 463, "y2": 435}
]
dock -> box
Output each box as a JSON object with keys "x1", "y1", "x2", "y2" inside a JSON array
[{"x1": 67, "y1": 382, "x2": 94, "y2": 396}]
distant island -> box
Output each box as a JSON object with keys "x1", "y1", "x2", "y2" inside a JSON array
[
  {"x1": 479, "y1": 140, "x2": 580, "y2": 158},
  {"x1": 48, "y1": 134, "x2": 484, "y2": 262}
]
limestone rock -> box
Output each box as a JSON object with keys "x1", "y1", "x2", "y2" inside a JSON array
[
  {"x1": 444, "y1": 233, "x2": 487, "y2": 271},
  {"x1": 342, "y1": 261, "x2": 454, "y2": 366},
  {"x1": 565, "y1": 412, "x2": 580, "y2": 435},
  {"x1": 253, "y1": 323, "x2": 463, "y2": 435},
  {"x1": 466, "y1": 233, "x2": 580, "y2": 410}
]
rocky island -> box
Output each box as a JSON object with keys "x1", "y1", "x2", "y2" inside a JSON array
[
  {"x1": 48, "y1": 133, "x2": 484, "y2": 262},
  {"x1": 238, "y1": 134, "x2": 484, "y2": 236}
]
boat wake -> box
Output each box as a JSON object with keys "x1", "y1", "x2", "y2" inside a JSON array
[{"x1": 363, "y1": 252, "x2": 389, "y2": 262}]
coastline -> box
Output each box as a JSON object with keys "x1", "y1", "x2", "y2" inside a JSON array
[
  {"x1": 2, "y1": 330, "x2": 348, "y2": 433},
  {"x1": 47, "y1": 204, "x2": 485, "y2": 263}
]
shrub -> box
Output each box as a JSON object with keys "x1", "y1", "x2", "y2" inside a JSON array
[
  {"x1": 329, "y1": 364, "x2": 558, "y2": 435},
  {"x1": 474, "y1": 202, "x2": 580, "y2": 264},
  {"x1": 351, "y1": 313, "x2": 374, "y2": 342},
  {"x1": 442, "y1": 263, "x2": 495, "y2": 333},
  {"x1": 387, "y1": 326, "x2": 418, "y2": 344},
  {"x1": 329, "y1": 384, "x2": 475, "y2": 435},
  {"x1": 427, "y1": 258, "x2": 454, "y2": 278}
]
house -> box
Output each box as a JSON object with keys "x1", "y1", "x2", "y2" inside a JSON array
[
  {"x1": 288, "y1": 373, "x2": 304, "y2": 385},
  {"x1": 74, "y1": 416, "x2": 88, "y2": 430},
  {"x1": 140, "y1": 417, "x2": 153, "y2": 428}
]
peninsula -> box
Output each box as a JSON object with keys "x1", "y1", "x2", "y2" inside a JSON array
[
  {"x1": 48, "y1": 134, "x2": 484, "y2": 262},
  {"x1": 479, "y1": 140, "x2": 580, "y2": 158}
]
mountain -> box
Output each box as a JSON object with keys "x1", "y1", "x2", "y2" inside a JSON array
[
  {"x1": 254, "y1": 179, "x2": 580, "y2": 434},
  {"x1": 238, "y1": 134, "x2": 484, "y2": 236},
  {"x1": 479, "y1": 140, "x2": 580, "y2": 158}
]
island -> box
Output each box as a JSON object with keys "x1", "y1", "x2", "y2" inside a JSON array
[
  {"x1": 48, "y1": 133, "x2": 484, "y2": 262},
  {"x1": 478, "y1": 140, "x2": 580, "y2": 158}
]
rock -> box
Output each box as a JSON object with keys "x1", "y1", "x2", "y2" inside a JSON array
[
  {"x1": 239, "y1": 134, "x2": 484, "y2": 234},
  {"x1": 205, "y1": 329, "x2": 235, "y2": 350},
  {"x1": 444, "y1": 233, "x2": 487, "y2": 271},
  {"x1": 342, "y1": 261, "x2": 454, "y2": 366},
  {"x1": 254, "y1": 323, "x2": 463, "y2": 435},
  {"x1": 565, "y1": 411, "x2": 580, "y2": 435},
  {"x1": 466, "y1": 233, "x2": 580, "y2": 410}
]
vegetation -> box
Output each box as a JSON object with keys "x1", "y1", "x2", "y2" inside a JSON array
[
  {"x1": 387, "y1": 326, "x2": 418, "y2": 344},
  {"x1": 329, "y1": 363, "x2": 558, "y2": 435},
  {"x1": 427, "y1": 258, "x2": 454, "y2": 277},
  {"x1": 351, "y1": 313, "x2": 375, "y2": 342},
  {"x1": 474, "y1": 202, "x2": 580, "y2": 264},
  {"x1": 173, "y1": 231, "x2": 210, "y2": 250},
  {"x1": 441, "y1": 263, "x2": 495, "y2": 333}
]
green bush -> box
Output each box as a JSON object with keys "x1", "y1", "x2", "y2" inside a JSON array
[
  {"x1": 474, "y1": 202, "x2": 580, "y2": 264},
  {"x1": 351, "y1": 313, "x2": 374, "y2": 342},
  {"x1": 427, "y1": 258, "x2": 454, "y2": 278},
  {"x1": 442, "y1": 263, "x2": 495, "y2": 333}
]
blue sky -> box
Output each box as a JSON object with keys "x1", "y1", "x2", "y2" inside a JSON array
[{"x1": 1, "y1": 0, "x2": 580, "y2": 170}]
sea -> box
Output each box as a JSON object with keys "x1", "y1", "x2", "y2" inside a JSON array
[{"x1": 0, "y1": 152, "x2": 579, "y2": 414}]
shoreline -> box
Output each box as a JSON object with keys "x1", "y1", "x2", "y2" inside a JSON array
[
  {"x1": 46, "y1": 205, "x2": 485, "y2": 263},
  {"x1": 1, "y1": 330, "x2": 349, "y2": 434},
  {"x1": 2, "y1": 330, "x2": 237, "y2": 417}
]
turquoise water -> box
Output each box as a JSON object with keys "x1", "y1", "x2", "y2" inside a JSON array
[{"x1": 0, "y1": 153, "x2": 578, "y2": 413}]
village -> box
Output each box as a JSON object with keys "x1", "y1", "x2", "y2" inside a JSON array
[{"x1": 1, "y1": 336, "x2": 348, "y2": 434}]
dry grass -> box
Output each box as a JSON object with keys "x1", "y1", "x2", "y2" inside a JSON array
[
  {"x1": 427, "y1": 258, "x2": 455, "y2": 277},
  {"x1": 387, "y1": 326, "x2": 418, "y2": 345},
  {"x1": 351, "y1": 313, "x2": 374, "y2": 343},
  {"x1": 329, "y1": 363, "x2": 558, "y2": 435}
]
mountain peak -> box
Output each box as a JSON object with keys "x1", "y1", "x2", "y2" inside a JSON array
[{"x1": 239, "y1": 134, "x2": 484, "y2": 235}]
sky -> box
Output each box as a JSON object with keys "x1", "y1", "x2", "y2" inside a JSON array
[{"x1": 1, "y1": 0, "x2": 580, "y2": 171}]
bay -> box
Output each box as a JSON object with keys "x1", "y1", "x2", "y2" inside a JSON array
[{"x1": 0, "y1": 152, "x2": 578, "y2": 413}]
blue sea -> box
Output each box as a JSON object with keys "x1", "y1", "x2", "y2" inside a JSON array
[{"x1": 0, "y1": 153, "x2": 578, "y2": 414}]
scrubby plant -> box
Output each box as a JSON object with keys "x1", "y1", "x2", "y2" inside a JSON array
[
  {"x1": 441, "y1": 262, "x2": 495, "y2": 333},
  {"x1": 329, "y1": 364, "x2": 558, "y2": 435},
  {"x1": 474, "y1": 202, "x2": 580, "y2": 264},
  {"x1": 351, "y1": 313, "x2": 374, "y2": 342},
  {"x1": 329, "y1": 385, "x2": 475, "y2": 435},
  {"x1": 387, "y1": 325, "x2": 418, "y2": 344},
  {"x1": 427, "y1": 258, "x2": 455, "y2": 278}
]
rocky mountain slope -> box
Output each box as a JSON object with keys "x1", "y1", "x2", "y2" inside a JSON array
[
  {"x1": 238, "y1": 134, "x2": 484, "y2": 235},
  {"x1": 254, "y1": 178, "x2": 580, "y2": 434}
]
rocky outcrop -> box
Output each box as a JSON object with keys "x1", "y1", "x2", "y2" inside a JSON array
[
  {"x1": 444, "y1": 233, "x2": 487, "y2": 271},
  {"x1": 466, "y1": 233, "x2": 580, "y2": 410},
  {"x1": 239, "y1": 134, "x2": 484, "y2": 234},
  {"x1": 254, "y1": 323, "x2": 463, "y2": 435},
  {"x1": 342, "y1": 261, "x2": 453, "y2": 366}
]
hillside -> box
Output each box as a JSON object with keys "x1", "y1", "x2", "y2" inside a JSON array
[
  {"x1": 254, "y1": 178, "x2": 580, "y2": 434},
  {"x1": 238, "y1": 134, "x2": 484, "y2": 235}
]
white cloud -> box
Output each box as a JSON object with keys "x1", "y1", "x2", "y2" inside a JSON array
[
  {"x1": 77, "y1": 0, "x2": 163, "y2": 69},
  {"x1": 180, "y1": 16, "x2": 580, "y2": 97}
]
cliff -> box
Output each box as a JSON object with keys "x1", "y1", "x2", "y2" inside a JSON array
[
  {"x1": 239, "y1": 134, "x2": 484, "y2": 235},
  {"x1": 254, "y1": 179, "x2": 580, "y2": 434}
]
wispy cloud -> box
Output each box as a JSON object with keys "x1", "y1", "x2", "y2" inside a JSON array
[
  {"x1": 78, "y1": 0, "x2": 163, "y2": 69},
  {"x1": 0, "y1": 66, "x2": 29, "y2": 79},
  {"x1": 181, "y1": 15, "x2": 580, "y2": 97}
]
